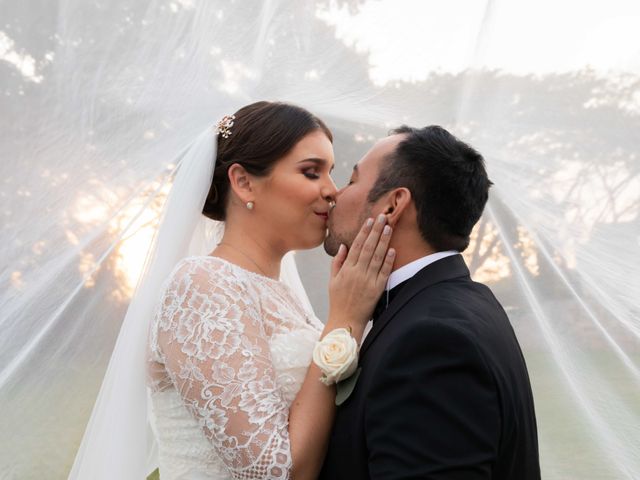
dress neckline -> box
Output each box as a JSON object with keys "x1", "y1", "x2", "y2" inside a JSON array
[{"x1": 189, "y1": 255, "x2": 283, "y2": 285}]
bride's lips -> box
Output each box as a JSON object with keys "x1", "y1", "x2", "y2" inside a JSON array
[{"x1": 314, "y1": 211, "x2": 329, "y2": 220}]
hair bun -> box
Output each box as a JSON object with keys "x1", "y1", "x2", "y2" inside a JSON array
[{"x1": 202, "y1": 182, "x2": 225, "y2": 221}]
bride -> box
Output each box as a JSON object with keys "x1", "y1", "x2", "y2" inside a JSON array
[{"x1": 145, "y1": 101, "x2": 395, "y2": 479}]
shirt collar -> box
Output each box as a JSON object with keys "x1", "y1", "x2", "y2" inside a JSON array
[{"x1": 386, "y1": 250, "x2": 459, "y2": 291}]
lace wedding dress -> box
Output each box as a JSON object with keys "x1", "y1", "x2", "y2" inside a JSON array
[{"x1": 147, "y1": 256, "x2": 324, "y2": 479}]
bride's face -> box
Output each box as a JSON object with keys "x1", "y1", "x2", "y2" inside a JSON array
[{"x1": 254, "y1": 130, "x2": 337, "y2": 251}]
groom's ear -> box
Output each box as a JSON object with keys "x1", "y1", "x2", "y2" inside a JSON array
[
  {"x1": 227, "y1": 163, "x2": 255, "y2": 203},
  {"x1": 383, "y1": 187, "x2": 412, "y2": 227}
]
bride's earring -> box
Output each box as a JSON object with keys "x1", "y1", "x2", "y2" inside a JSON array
[{"x1": 246, "y1": 201, "x2": 254, "y2": 210}]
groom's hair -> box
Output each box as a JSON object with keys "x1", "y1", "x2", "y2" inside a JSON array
[{"x1": 368, "y1": 125, "x2": 492, "y2": 252}]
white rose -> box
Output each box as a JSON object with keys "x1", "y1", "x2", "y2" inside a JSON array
[{"x1": 313, "y1": 328, "x2": 359, "y2": 385}]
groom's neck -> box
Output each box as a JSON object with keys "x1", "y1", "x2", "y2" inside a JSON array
[{"x1": 389, "y1": 232, "x2": 435, "y2": 272}]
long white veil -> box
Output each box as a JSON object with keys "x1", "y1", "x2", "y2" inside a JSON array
[
  {"x1": 67, "y1": 128, "x2": 212, "y2": 478},
  {"x1": 67, "y1": 127, "x2": 313, "y2": 478},
  {"x1": 1, "y1": 1, "x2": 639, "y2": 479}
]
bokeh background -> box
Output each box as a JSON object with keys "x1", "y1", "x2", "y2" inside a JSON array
[{"x1": 1, "y1": 0, "x2": 639, "y2": 478}]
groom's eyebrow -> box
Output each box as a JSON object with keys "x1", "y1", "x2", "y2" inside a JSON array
[{"x1": 298, "y1": 157, "x2": 335, "y2": 172}]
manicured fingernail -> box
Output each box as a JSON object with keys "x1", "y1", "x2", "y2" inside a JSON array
[
  {"x1": 388, "y1": 248, "x2": 396, "y2": 257},
  {"x1": 366, "y1": 218, "x2": 374, "y2": 227},
  {"x1": 383, "y1": 225, "x2": 391, "y2": 235},
  {"x1": 377, "y1": 214, "x2": 386, "y2": 224}
]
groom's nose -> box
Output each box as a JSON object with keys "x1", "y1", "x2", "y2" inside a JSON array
[{"x1": 335, "y1": 184, "x2": 349, "y2": 198}]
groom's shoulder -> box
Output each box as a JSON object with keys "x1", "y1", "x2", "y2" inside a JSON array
[
  {"x1": 391, "y1": 277, "x2": 510, "y2": 346},
  {"x1": 405, "y1": 274, "x2": 503, "y2": 317}
]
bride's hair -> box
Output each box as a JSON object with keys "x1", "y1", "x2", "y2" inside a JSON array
[{"x1": 202, "y1": 101, "x2": 332, "y2": 221}]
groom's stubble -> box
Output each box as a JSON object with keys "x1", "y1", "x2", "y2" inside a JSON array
[
  {"x1": 323, "y1": 134, "x2": 406, "y2": 257},
  {"x1": 323, "y1": 202, "x2": 373, "y2": 257}
]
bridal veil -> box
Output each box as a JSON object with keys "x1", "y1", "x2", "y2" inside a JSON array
[{"x1": 1, "y1": 1, "x2": 639, "y2": 478}]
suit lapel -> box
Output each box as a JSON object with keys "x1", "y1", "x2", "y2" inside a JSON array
[{"x1": 359, "y1": 254, "x2": 470, "y2": 358}]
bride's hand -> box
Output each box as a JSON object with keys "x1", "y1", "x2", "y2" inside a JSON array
[{"x1": 326, "y1": 214, "x2": 395, "y2": 340}]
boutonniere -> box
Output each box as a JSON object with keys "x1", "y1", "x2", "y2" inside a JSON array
[{"x1": 335, "y1": 367, "x2": 361, "y2": 406}]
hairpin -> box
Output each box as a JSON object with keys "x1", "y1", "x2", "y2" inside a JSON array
[{"x1": 214, "y1": 114, "x2": 235, "y2": 138}]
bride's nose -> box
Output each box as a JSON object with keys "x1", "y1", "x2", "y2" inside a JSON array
[{"x1": 321, "y1": 177, "x2": 338, "y2": 205}]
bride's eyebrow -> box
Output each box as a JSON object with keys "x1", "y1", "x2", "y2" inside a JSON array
[{"x1": 297, "y1": 158, "x2": 335, "y2": 172}]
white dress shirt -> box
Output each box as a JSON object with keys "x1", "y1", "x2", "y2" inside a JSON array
[{"x1": 386, "y1": 250, "x2": 459, "y2": 290}]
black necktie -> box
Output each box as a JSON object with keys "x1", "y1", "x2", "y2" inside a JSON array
[{"x1": 371, "y1": 279, "x2": 410, "y2": 323}]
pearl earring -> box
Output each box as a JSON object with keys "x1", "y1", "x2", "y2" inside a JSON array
[{"x1": 246, "y1": 201, "x2": 254, "y2": 210}]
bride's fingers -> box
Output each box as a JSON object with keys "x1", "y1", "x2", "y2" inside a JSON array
[
  {"x1": 355, "y1": 214, "x2": 387, "y2": 268},
  {"x1": 366, "y1": 223, "x2": 392, "y2": 278},
  {"x1": 344, "y1": 217, "x2": 374, "y2": 266},
  {"x1": 376, "y1": 248, "x2": 396, "y2": 288},
  {"x1": 330, "y1": 243, "x2": 348, "y2": 278}
]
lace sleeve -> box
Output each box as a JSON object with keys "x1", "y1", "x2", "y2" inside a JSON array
[{"x1": 156, "y1": 261, "x2": 292, "y2": 479}]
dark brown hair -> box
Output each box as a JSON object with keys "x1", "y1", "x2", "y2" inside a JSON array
[
  {"x1": 202, "y1": 101, "x2": 332, "y2": 221},
  {"x1": 368, "y1": 125, "x2": 492, "y2": 252}
]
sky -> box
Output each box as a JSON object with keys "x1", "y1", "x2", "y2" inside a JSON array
[
  {"x1": 3, "y1": 1, "x2": 639, "y2": 87},
  {"x1": 316, "y1": 0, "x2": 640, "y2": 85}
]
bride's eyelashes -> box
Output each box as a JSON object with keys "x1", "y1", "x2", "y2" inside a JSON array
[
  {"x1": 303, "y1": 167, "x2": 334, "y2": 181},
  {"x1": 303, "y1": 168, "x2": 320, "y2": 179}
]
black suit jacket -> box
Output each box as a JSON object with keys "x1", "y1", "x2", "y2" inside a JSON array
[{"x1": 320, "y1": 254, "x2": 540, "y2": 480}]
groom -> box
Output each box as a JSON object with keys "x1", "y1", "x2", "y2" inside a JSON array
[{"x1": 321, "y1": 126, "x2": 540, "y2": 479}]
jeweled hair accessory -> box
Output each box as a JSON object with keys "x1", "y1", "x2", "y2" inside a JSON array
[{"x1": 214, "y1": 114, "x2": 235, "y2": 138}]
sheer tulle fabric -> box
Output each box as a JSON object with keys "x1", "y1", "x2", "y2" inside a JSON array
[{"x1": 1, "y1": 1, "x2": 639, "y2": 479}]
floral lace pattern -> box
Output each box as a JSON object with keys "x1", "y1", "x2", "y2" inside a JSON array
[{"x1": 147, "y1": 256, "x2": 323, "y2": 479}]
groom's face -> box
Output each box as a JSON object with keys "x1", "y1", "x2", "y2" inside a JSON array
[{"x1": 324, "y1": 134, "x2": 405, "y2": 256}]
